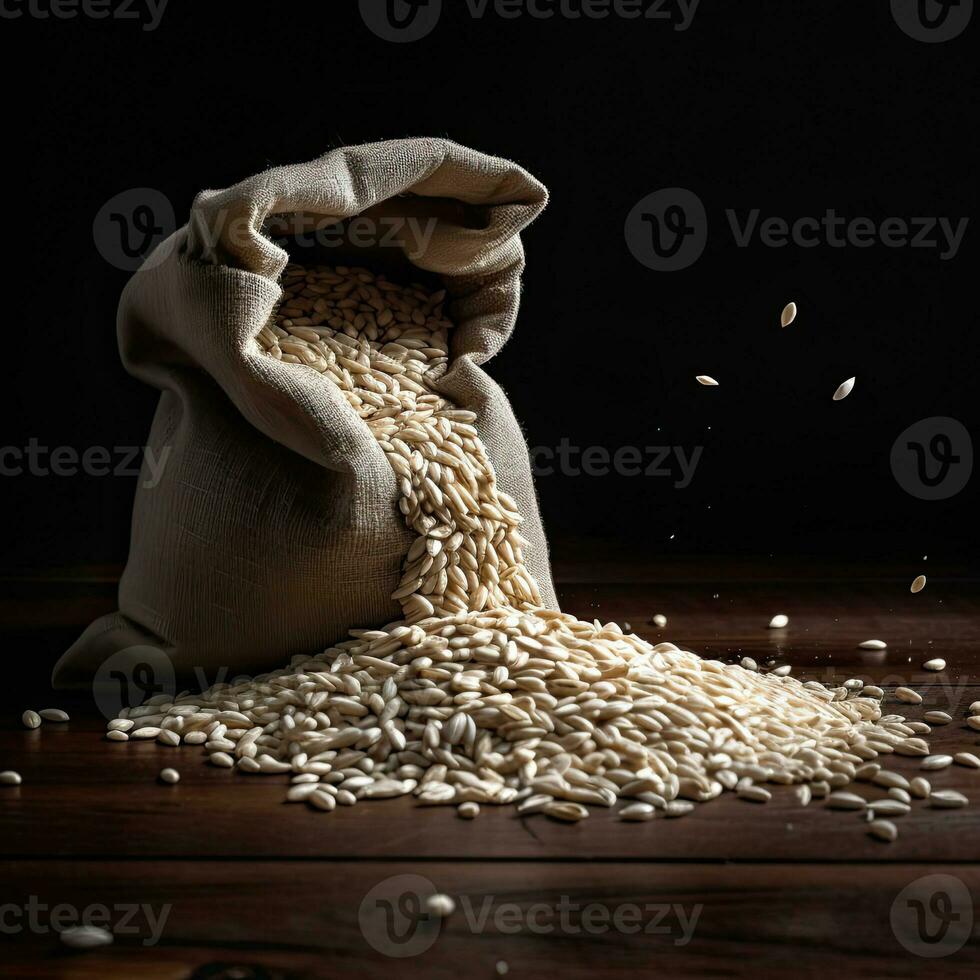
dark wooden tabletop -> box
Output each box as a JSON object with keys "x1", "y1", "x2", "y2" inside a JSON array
[{"x1": 2, "y1": 556, "x2": 979, "y2": 978}]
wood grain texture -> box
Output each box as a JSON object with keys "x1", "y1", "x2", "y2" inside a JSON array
[
  {"x1": 2, "y1": 698, "x2": 980, "y2": 862},
  {"x1": 1, "y1": 559, "x2": 977, "y2": 977},
  {"x1": 2, "y1": 861, "x2": 979, "y2": 978}
]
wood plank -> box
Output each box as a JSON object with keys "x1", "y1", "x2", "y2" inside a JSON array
[
  {"x1": 2, "y1": 697, "x2": 980, "y2": 862},
  {"x1": 3, "y1": 565, "x2": 977, "y2": 861},
  {"x1": 1, "y1": 860, "x2": 978, "y2": 979},
  {"x1": 3, "y1": 574, "x2": 977, "y2": 678},
  {"x1": 555, "y1": 579, "x2": 980, "y2": 678}
]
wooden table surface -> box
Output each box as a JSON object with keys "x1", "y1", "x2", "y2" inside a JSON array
[{"x1": 2, "y1": 557, "x2": 979, "y2": 978}]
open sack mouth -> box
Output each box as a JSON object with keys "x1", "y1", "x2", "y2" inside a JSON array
[
  {"x1": 262, "y1": 196, "x2": 492, "y2": 258},
  {"x1": 54, "y1": 140, "x2": 557, "y2": 687}
]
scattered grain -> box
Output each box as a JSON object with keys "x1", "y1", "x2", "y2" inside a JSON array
[
  {"x1": 930, "y1": 790, "x2": 968, "y2": 809},
  {"x1": 60, "y1": 926, "x2": 113, "y2": 949},
  {"x1": 39, "y1": 709, "x2": 70, "y2": 722},
  {"x1": 868, "y1": 819, "x2": 898, "y2": 843},
  {"x1": 826, "y1": 792, "x2": 867, "y2": 811},
  {"x1": 620, "y1": 802, "x2": 656, "y2": 821},
  {"x1": 426, "y1": 893, "x2": 456, "y2": 918},
  {"x1": 909, "y1": 777, "x2": 931, "y2": 799}
]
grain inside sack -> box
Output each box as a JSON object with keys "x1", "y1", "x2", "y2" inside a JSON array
[
  {"x1": 104, "y1": 261, "x2": 962, "y2": 827},
  {"x1": 55, "y1": 140, "x2": 968, "y2": 832}
]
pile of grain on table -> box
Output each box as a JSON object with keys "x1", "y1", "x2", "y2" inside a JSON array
[{"x1": 103, "y1": 263, "x2": 973, "y2": 835}]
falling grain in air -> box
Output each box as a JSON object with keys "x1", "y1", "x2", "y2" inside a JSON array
[
  {"x1": 833, "y1": 377, "x2": 856, "y2": 401},
  {"x1": 781, "y1": 302, "x2": 797, "y2": 328},
  {"x1": 769, "y1": 614, "x2": 789, "y2": 629},
  {"x1": 696, "y1": 375, "x2": 719, "y2": 386},
  {"x1": 910, "y1": 575, "x2": 926, "y2": 594}
]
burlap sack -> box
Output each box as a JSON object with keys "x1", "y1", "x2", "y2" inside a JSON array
[{"x1": 54, "y1": 138, "x2": 557, "y2": 688}]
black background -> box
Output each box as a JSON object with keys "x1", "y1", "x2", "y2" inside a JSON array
[{"x1": 1, "y1": 0, "x2": 975, "y2": 573}]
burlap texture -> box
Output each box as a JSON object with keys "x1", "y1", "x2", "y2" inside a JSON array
[{"x1": 54, "y1": 138, "x2": 556, "y2": 688}]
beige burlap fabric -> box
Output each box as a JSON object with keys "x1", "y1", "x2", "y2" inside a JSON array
[{"x1": 54, "y1": 139, "x2": 556, "y2": 688}]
